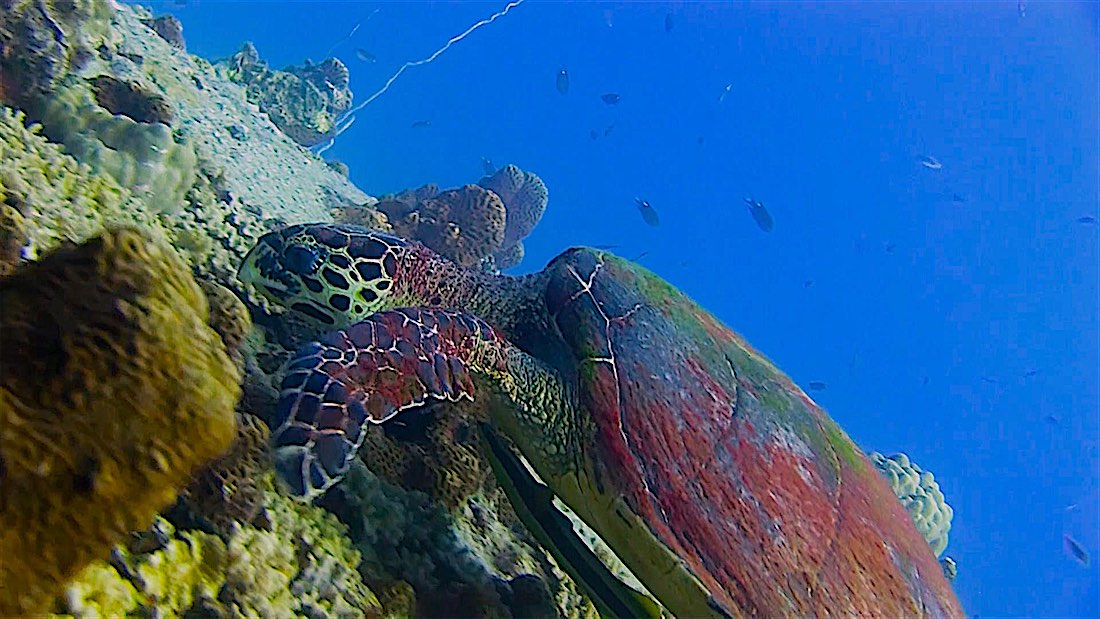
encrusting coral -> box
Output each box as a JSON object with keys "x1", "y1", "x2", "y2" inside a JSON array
[
  {"x1": 0, "y1": 227, "x2": 240, "y2": 615},
  {"x1": 59, "y1": 481, "x2": 383, "y2": 618}
]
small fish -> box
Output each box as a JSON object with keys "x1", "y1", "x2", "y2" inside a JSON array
[
  {"x1": 980, "y1": 375, "x2": 999, "y2": 384},
  {"x1": 743, "y1": 197, "x2": 774, "y2": 232},
  {"x1": 601, "y1": 93, "x2": 622, "y2": 106},
  {"x1": 481, "y1": 157, "x2": 495, "y2": 176},
  {"x1": 1064, "y1": 535, "x2": 1090, "y2": 567},
  {"x1": 952, "y1": 193, "x2": 966, "y2": 203},
  {"x1": 803, "y1": 279, "x2": 814, "y2": 288},
  {"x1": 354, "y1": 48, "x2": 376, "y2": 63},
  {"x1": 920, "y1": 155, "x2": 943, "y2": 170},
  {"x1": 696, "y1": 135, "x2": 705, "y2": 145},
  {"x1": 1023, "y1": 369, "x2": 1038, "y2": 377},
  {"x1": 921, "y1": 375, "x2": 930, "y2": 385},
  {"x1": 1017, "y1": 0, "x2": 1026, "y2": 17},
  {"x1": 664, "y1": 12, "x2": 673, "y2": 33},
  {"x1": 410, "y1": 120, "x2": 431, "y2": 128},
  {"x1": 589, "y1": 129, "x2": 599, "y2": 141},
  {"x1": 556, "y1": 67, "x2": 569, "y2": 94},
  {"x1": 1077, "y1": 215, "x2": 1098, "y2": 224},
  {"x1": 634, "y1": 198, "x2": 660, "y2": 227},
  {"x1": 808, "y1": 381, "x2": 827, "y2": 391},
  {"x1": 603, "y1": 123, "x2": 614, "y2": 137},
  {"x1": 1044, "y1": 414, "x2": 1061, "y2": 426},
  {"x1": 884, "y1": 242, "x2": 896, "y2": 254},
  {"x1": 1065, "y1": 503, "x2": 1079, "y2": 512},
  {"x1": 718, "y1": 83, "x2": 732, "y2": 103}
]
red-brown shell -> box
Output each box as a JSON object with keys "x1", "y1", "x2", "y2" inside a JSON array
[{"x1": 544, "y1": 248, "x2": 963, "y2": 617}]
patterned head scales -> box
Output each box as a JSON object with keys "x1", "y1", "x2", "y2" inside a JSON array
[{"x1": 237, "y1": 223, "x2": 406, "y2": 328}]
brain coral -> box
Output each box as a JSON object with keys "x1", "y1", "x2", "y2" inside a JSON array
[
  {"x1": 0, "y1": 227, "x2": 240, "y2": 614},
  {"x1": 477, "y1": 164, "x2": 548, "y2": 269},
  {"x1": 869, "y1": 451, "x2": 954, "y2": 557}
]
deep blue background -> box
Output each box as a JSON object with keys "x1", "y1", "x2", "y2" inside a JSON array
[{"x1": 162, "y1": 1, "x2": 1099, "y2": 615}]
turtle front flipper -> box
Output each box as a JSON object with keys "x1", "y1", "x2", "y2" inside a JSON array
[{"x1": 269, "y1": 306, "x2": 576, "y2": 502}]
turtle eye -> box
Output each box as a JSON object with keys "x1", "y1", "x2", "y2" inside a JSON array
[{"x1": 283, "y1": 245, "x2": 322, "y2": 275}]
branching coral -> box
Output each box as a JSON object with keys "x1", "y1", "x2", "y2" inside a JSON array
[
  {"x1": 0, "y1": 227, "x2": 240, "y2": 614},
  {"x1": 869, "y1": 451, "x2": 954, "y2": 557}
]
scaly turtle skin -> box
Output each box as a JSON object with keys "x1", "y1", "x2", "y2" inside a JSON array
[{"x1": 239, "y1": 223, "x2": 964, "y2": 618}]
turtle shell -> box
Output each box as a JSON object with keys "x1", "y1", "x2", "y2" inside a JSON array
[{"x1": 543, "y1": 248, "x2": 963, "y2": 617}]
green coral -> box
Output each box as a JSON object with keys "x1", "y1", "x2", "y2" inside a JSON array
[
  {"x1": 869, "y1": 452, "x2": 954, "y2": 557},
  {"x1": 35, "y1": 82, "x2": 198, "y2": 215},
  {"x1": 0, "y1": 227, "x2": 240, "y2": 614},
  {"x1": 0, "y1": 105, "x2": 156, "y2": 255},
  {"x1": 58, "y1": 479, "x2": 382, "y2": 618}
]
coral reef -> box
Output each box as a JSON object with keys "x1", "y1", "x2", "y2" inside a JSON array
[
  {"x1": 219, "y1": 42, "x2": 353, "y2": 147},
  {"x1": 59, "y1": 483, "x2": 382, "y2": 618},
  {"x1": 176, "y1": 412, "x2": 273, "y2": 537},
  {"x1": 143, "y1": 14, "x2": 186, "y2": 50},
  {"x1": 0, "y1": 227, "x2": 240, "y2": 614},
  {"x1": 477, "y1": 164, "x2": 548, "y2": 269},
  {"x1": 0, "y1": 0, "x2": 116, "y2": 108},
  {"x1": 35, "y1": 81, "x2": 198, "y2": 215},
  {"x1": 0, "y1": 105, "x2": 154, "y2": 257},
  {"x1": 359, "y1": 403, "x2": 493, "y2": 510},
  {"x1": 869, "y1": 451, "x2": 955, "y2": 557},
  {"x1": 375, "y1": 184, "x2": 507, "y2": 268}
]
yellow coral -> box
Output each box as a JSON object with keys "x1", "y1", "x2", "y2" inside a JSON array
[{"x1": 0, "y1": 227, "x2": 240, "y2": 614}]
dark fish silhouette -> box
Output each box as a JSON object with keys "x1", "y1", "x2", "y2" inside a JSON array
[
  {"x1": 803, "y1": 279, "x2": 814, "y2": 288},
  {"x1": 556, "y1": 68, "x2": 569, "y2": 94},
  {"x1": 808, "y1": 381, "x2": 827, "y2": 391},
  {"x1": 410, "y1": 120, "x2": 431, "y2": 128},
  {"x1": 634, "y1": 198, "x2": 660, "y2": 227},
  {"x1": 744, "y1": 197, "x2": 774, "y2": 232},
  {"x1": 664, "y1": 12, "x2": 673, "y2": 32},
  {"x1": 1078, "y1": 215, "x2": 1098, "y2": 224},
  {"x1": 697, "y1": 136, "x2": 705, "y2": 145},
  {"x1": 884, "y1": 242, "x2": 896, "y2": 254},
  {"x1": 1044, "y1": 414, "x2": 1060, "y2": 426},
  {"x1": 1065, "y1": 535, "x2": 1090, "y2": 567},
  {"x1": 952, "y1": 193, "x2": 966, "y2": 203},
  {"x1": 604, "y1": 123, "x2": 615, "y2": 137},
  {"x1": 354, "y1": 48, "x2": 376, "y2": 63},
  {"x1": 1023, "y1": 369, "x2": 1038, "y2": 377},
  {"x1": 589, "y1": 129, "x2": 599, "y2": 141},
  {"x1": 481, "y1": 157, "x2": 495, "y2": 176},
  {"x1": 601, "y1": 93, "x2": 621, "y2": 106}
]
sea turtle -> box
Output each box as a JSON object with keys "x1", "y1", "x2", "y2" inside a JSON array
[{"x1": 238, "y1": 223, "x2": 963, "y2": 618}]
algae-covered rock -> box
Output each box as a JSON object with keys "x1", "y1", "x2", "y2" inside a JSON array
[
  {"x1": 0, "y1": 227, "x2": 240, "y2": 614},
  {"x1": 0, "y1": 0, "x2": 116, "y2": 107},
  {"x1": 219, "y1": 42, "x2": 353, "y2": 147}
]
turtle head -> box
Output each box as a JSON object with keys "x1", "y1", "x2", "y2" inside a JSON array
[{"x1": 238, "y1": 223, "x2": 408, "y2": 328}]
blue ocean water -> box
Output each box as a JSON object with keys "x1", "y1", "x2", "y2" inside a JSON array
[{"x1": 167, "y1": 1, "x2": 1098, "y2": 615}]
